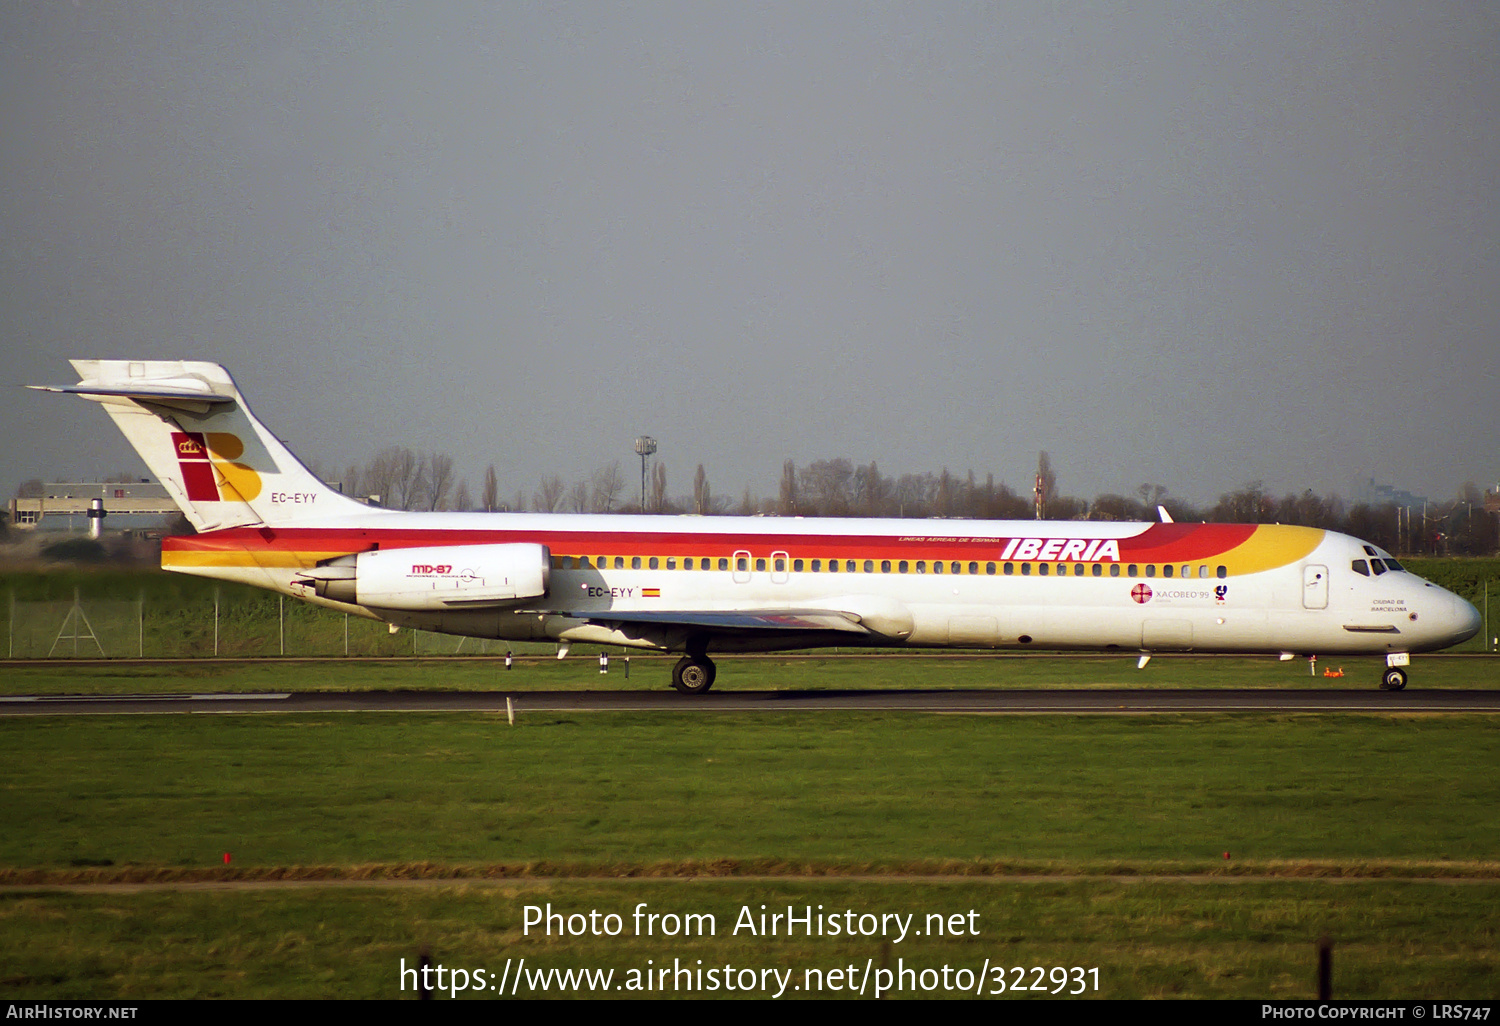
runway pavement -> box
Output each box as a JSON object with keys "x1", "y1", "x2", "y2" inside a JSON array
[{"x1": 4, "y1": 687, "x2": 1500, "y2": 715}]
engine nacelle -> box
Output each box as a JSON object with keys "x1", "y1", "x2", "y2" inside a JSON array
[{"x1": 301, "y1": 543, "x2": 550, "y2": 611}]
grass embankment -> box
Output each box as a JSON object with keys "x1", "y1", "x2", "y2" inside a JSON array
[{"x1": 1, "y1": 713, "x2": 1497, "y2": 998}]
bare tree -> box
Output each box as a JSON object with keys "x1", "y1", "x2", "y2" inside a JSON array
[
  {"x1": 1136, "y1": 483, "x2": 1167, "y2": 510},
  {"x1": 894, "y1": 473, "x2": 934, "y2": 517},
  {"x1": 960, "y1": 470, "x2": 979, "y2": 518},
  {"x1": 935, "y1": 468, "x2": 954, "y2": 517},
  {"x1": 1345, "y1": 503, "x2": 1398, "y2": 553},
  {"x1": 533, "y1": 474, "x2": 565, "y2": 513},
  {"x1": 854, "y1": 462, "x2": 888, "y2": 516},
  {"x1": 778, "y1": 459, "x2": 798, "y2": 515},
  {"x1": 1211, "y1": 482, "x2": 1274, "y2": 524},
  {"x1": 567, "y1": 479, "x2": 591, "y2": 514},
  {"x1": 397, "y1": 450, "x2": 426, "y2": 510},
  {"x1": 424, "y1": 454, "x2": 455, "y2": 510},
  {"x1": 1049, "y1": 495, "x2": 1088, "y2": 520},
  {"x1": 590, "y1": 462, "x2": 624, "y2": 513},
  {"x1": 375, "y1": 448, "x2": 425, "y2": 510},
  {"x1": 1457, "y1": 482, "x2": 1499, "y2": 555},
  {"x1": 451, "y1": 478, "x2": 473, "y2": 513},
  {"x1": 693, "y1": 464, "x2": 711, "y2": 515},
  {"x1": 650, "y1": 462, "x2": 668, "y2": 513},
  {"x1": 981, "y1": 478, "x2": 1029, "y2": 520},
  {"x1": 361, "y1": 448, "x2": 408, "y2": 508},
  {"x1": 482, "y1": 465, "x2": 500, "y2": 512},
  {"x1": 1035, "y1": 451, "x2": 1055, "y2": 519},
  {"x1": 800, "y1": 458, "x2": 853, "y2": 516},
  {"x1": 339, "y1": 463, "x2": 365, "y2": 499},
  {"x1": 1090, "y1": 494, "x2": 1137, "y2": 521}
]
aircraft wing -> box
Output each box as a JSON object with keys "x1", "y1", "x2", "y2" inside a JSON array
[{"x1": 556, "y1": 608, "x2": 872, "y2": 634}]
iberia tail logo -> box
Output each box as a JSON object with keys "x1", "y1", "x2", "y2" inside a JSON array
[{"x1": 172, "y1": 432, "x2": 262, "y2": 502}]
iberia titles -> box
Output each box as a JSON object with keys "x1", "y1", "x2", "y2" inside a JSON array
[{"x1": 999, "y1": 538, "x2": 1122, "y2": 562}]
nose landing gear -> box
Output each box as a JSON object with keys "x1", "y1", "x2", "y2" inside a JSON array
[{"x1": 1380, "y1": 667, "x2": 1408, "y2": 691}]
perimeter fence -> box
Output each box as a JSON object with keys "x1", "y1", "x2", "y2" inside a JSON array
[{"x1": 3, "y1": 586, "x2": 542, "y2": 659}]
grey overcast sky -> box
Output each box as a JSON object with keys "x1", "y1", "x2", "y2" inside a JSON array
[{"x1": 3, "y1": 2, "x2": 1496, "y2": 510}]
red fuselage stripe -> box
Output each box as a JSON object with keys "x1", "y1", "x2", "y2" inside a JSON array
[{"x1": 163, "y1": 522, "x2": 1259, "y2": 563}]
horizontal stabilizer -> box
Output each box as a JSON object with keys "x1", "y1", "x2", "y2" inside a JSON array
[{"x1": 28, "y1": 382, "x2": 236, "y2": 415}]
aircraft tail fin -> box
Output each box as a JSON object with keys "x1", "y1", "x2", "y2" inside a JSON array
[{"x1": 30, "y1": 360, "x2": 377, "y2": 531}]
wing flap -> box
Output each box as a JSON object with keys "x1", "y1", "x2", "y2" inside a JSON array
[{"x1": 557, "y1": 608, "x2": 871, "y2": 634}]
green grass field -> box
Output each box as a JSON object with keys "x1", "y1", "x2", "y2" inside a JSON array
[
  {"x1": 3, "y1": 880, "x2": 1495, "y2": 999},
  {"x1": 2, "y1": 709, "x2": 1498, "y2": 998},
  {"x1": 5, "y1": 713, "x2": 1499, "y2": 869}
]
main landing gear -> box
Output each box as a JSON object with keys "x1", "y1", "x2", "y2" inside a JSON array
[
  {"x1": 671, "y1": 654, "x2": 717, "y2": 695},
  {"x1": 1380, "y1": 667, "x2": 1408, "y2": 691}
]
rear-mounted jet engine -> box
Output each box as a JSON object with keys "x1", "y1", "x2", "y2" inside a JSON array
[{"x1": 298, "y1": 543, "x2": 550, "y2": 610}]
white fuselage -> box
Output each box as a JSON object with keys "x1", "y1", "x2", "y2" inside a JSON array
[{"x1": 162, "y1": 511, "x2": 1481, "y2": 660}]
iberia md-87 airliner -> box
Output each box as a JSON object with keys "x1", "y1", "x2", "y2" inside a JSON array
[{"x1": 33, "y1": 361, "x2": 1480, "y2": 693}]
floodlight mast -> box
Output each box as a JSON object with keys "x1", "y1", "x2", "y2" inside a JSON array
[{"x1": 635, "y1": 436, "x2": 657, "y2": 512}]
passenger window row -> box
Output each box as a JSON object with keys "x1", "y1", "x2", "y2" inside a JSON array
[{"x1": 550, "y1": 555, "x2": 1229, "y2": 579}]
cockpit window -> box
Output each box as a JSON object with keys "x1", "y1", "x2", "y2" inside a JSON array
[
  {"x1": 1384, "y1": 558, "x2": 1404, "y2": 572},
  {"x1": 1370, "y1": 559, "x2": 1387, "y2": 575},
  {"x1": 1351, "y1": 560, "x2": 1369, "y2": 576},
  {"x1": 1363, "y1": 545, "x2": 1378, "y2": 556}
]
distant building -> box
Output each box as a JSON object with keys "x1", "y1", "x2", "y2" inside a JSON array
[
  {"x1": 1356, "y1": 478, "x2": 1427, "y2": 509},
  {"x1": 9, "y1": 481, "x2": 177, "y2": 534}
]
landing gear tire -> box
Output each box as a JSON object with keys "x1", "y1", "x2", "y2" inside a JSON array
[
  {"x1": 672, "y1": 655, "x2": 716, "y2": 695},
  {"x1": 1380, "y1": 667, "x2": 1408, "y2": 691}
]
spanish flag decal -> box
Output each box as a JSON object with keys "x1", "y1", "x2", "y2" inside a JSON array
[{"x1": 642, "y1": 588, "x2": 661, "y2": 598}]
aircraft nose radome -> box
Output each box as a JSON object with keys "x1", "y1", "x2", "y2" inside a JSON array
[{"x1": 1451, "y1": 594, "x2": 1481, "y2": 645}]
